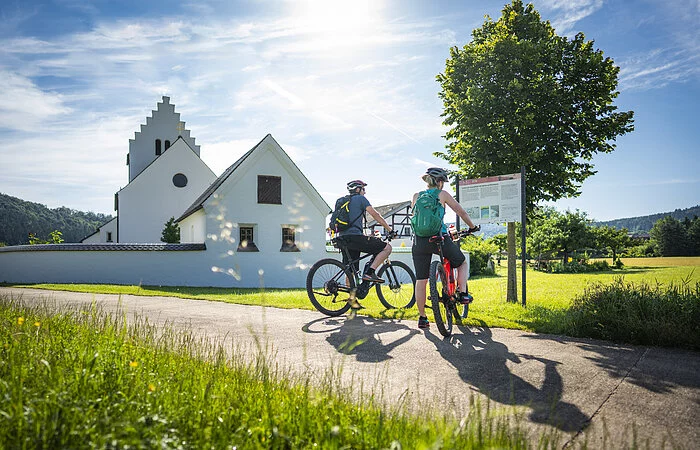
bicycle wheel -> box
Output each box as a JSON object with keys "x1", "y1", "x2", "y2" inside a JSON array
[
  {"x1": 453, "y1": 300, "x2": 469, "y2": 324},
  {"x1": 429, "y1": 260, "x2": 453, "y2": 337},
  {"x1": 306, "y1": 258, "x2": 355, "y2": 316},
  {"x1": 376, "y1": 260, "x2": 416, "y2": 309},
  {"x1": 452, "y1": 280, "x2": 471, "y2": 324}
]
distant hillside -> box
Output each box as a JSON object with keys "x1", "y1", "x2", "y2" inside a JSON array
[
  {"x1": 594, "y1": 205, "x2": 700, "y2": 232},
  {"x1": 0, "y1": 193, "x2": 113, "y2": 246}
]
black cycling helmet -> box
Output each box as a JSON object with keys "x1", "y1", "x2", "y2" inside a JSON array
[
  {"x1": 425, "y1": 167, "x2": 449, "y2": 182},
  {"x1": 346, "y1": 179, "x2": 367, "y2": 192}
]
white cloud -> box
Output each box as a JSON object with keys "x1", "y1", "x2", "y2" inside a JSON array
[
  {"x1": 0, "y1": 71, "x2": 71, "y2": 131},
  {"x1": 538, "y1": 0, "x2": 604, "y2": 35}
]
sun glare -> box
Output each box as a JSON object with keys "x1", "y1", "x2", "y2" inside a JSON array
[{"x1": 288, "y1": 0, "x2": 382, "y2": 47}]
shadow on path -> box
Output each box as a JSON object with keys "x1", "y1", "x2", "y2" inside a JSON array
[
  {"x1": 302, "y1": 315, "x2": 419, "y2": 363},
  {"x1": 425, "y1": 321, "x2": 588, "y2": 433}
]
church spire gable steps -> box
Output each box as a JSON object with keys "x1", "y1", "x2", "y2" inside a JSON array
[{"x1": 127, "y1": 96, "x2": 200, "y2": 182}]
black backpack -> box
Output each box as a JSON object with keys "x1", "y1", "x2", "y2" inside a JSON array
[{"x1": 329, "y1": 194, "x2": 363, "y2": 232}]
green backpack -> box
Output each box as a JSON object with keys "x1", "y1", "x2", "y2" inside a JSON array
[{"x1": 410, "y1": 190, "x2": 443, "y2": 237}]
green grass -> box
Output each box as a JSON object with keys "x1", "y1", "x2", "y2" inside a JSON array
[
  {"x1": 5, "y1": 257, "x2": 699, "y2": 348},
  {"x1": 1, "y1": 300, "x2": 554, "y2": 449}
]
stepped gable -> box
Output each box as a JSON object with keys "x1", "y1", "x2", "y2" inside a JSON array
[{"x1": 127, "y1": 96, "x2": 201, "y2": 182}]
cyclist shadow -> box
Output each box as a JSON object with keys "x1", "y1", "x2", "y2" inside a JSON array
[
  {"x1": 424, "y1": 321, "x2": 587, "y2": 433},
  {"x1": 305, "y1": 315, "x2": 420, "y2": 363}
]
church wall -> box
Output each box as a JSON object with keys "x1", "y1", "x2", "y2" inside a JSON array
[
  {"x1": 82, "y1": 218, "x2": 117, "y2": 243},
  {"x1": 179, "y1": 210, "x2": 207, "y2": 243},
  {"x1": 199, "y1": 142, "x2": 330, "y2": 288},
  {"x1": 119, "y1": 141, "x2": 216, "y2": 243}
]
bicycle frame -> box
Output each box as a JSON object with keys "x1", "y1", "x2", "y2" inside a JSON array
[{"x1": 429, "y1": 235, "x2": 458, "y2": 301}]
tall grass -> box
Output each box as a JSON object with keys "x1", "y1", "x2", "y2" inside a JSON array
[
  {"x1": 1, "y1": 299, "x2": 555, "y2": 449},
  {"x1": 561, "y1": 277, "x2": 700, "y2": 349}
]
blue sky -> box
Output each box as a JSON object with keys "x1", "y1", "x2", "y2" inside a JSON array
[{"x1": 0, "y1": 0, "x2": 698, "y2": 222}]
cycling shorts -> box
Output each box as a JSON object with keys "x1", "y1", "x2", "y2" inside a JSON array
[
  {"x1": 336, "y1": 235, "x2": 388, "y2": 273},
  {"x1": 412, "y1": 234, "x2": 466, "y2": 280}
]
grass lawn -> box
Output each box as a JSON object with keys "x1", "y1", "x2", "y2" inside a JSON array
[{"x1": 5, "y1": 257, "x2": 699, "y2": 338}]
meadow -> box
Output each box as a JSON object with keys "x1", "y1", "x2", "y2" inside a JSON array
[
  {"x1": 1, "y1": 299, "x2": 557, "y2": 449},
  {"x1": 2, "y1": 258, "x2": 697, "y2": 448},
  {"x1": 5, "y1": 257, "x2": 700, "y2": 349}
]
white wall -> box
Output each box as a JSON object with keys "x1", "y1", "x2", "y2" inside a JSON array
[
  {"x1": 198, "y1": 137, "x2": 331, "y2": 287},
  {"x1": 179, "y1": 210, "x2": 207, "y2": 243},
  {"x1": 119, "y1": 140, "x2": 216, "y2": 243},
  {"x1": 0, "y1": 246, "x2": 466, "y2": 288}
]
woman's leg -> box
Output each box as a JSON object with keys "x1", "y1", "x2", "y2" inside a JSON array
[{"x1": 415, "y1": 279, "x2": 428, "y2": 317}]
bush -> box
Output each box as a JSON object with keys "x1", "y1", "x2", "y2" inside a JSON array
[
  {"x1": 460, "y1": 237, "x2": 498, "y2": 276},
  {"x1": 548, "y1": 260, "x2": 611, "y2": 273},
  {"x1": 563, "y1": 277, "x2": 700, "y2": 350}
]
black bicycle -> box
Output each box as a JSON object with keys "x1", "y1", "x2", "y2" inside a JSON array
[
  {"x1": 428, "y1": 226, "x2": 480, "y2": 337},
  {"x1": 306, "y1": 235, "x2": 416, "y2": 316}
]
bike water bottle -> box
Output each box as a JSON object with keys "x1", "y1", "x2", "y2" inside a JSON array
[{"x1": 448, "y1": 223, "x2": 457, "y2": 240}]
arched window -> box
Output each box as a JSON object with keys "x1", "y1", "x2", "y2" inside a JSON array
[
  {"x1": 155, "y1": 139, "x2": 162, "y2": 155},
  {"x1": 164, "y1": 140, "x2": 171, "y2": 150}
]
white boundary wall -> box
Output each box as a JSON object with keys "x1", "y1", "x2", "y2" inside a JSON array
[{"x1": 0, "y1": 245, "x2": 467, "y2": 288}]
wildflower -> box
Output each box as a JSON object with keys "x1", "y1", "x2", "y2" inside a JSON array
[
  {"x1": 148, "y1": 384, "x2": 156, "y2": 392},
  {"x1": 34, "y1": 321, "x2": 41, "y2": 328},
  {"x1": 17, "y1": 317, "x2": 25, "y2": 325},
  {"x1": 129, "y1": 361, "x2": 139, "y2": 368}
]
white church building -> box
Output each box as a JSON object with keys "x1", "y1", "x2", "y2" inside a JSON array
[{"x1": 0, "y1": 97, "x2": 335, "y2": 288}]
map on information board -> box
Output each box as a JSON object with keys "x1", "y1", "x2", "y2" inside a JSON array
[{"x1": 458, "y1": 173, "x2": 522, "y2": 224}]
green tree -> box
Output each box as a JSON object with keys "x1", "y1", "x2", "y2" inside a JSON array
[
  {"x1": 594, "y1": 225, "x2": 630, "y2": 263},
  {"x1": 526, "y1": 207, "x2": 564, "y2": 268},
  {"x1": 28, "y1": 230, "x2": 63, "y2": 245},
  {"x1": 687, "y1": 217, "x2": 700, "y2": 256},
  {"x1": 161, "y1": 217, "x2": 181, "y2": 244},
  {"x1": 650, "y1": 216, "x2": 689, "y2": 256},
  {"x1": 436, "y1": 0, "x2": 633, "y2": 301}
]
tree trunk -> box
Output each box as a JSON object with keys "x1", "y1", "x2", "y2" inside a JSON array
[{"x1": 507, "y1": 222, "x2": 518, "y2": 303}]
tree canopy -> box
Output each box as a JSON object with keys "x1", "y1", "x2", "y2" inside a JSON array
[
  {"x1": 0, "y1": 193, "x2": 113, "y2": 245},
  {"x1": 437, "y1": 0, "x2": 634, "y2": 210}
]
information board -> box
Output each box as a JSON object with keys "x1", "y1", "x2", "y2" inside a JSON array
[{"x1": 458, "y1": 173, "x2": 522, "y2": 224}]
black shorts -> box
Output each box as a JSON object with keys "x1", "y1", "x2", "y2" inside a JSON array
[
  {"x1": 336, "y1": 235, "x2": 388, "y2": 272},
  {"x1": 412, "y1": 235, "x2": 466, "y2": 280}
]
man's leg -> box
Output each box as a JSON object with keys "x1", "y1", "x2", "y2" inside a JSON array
[{"x1": 369, "y1": 243, "x2": 392, "y2": 271}]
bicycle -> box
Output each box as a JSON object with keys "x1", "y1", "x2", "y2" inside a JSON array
[
  {"x1": 306, "y1": 234, "x2": 416, "y2": 316},
  {"x1": 428, "y1": 225, "x2": 480, "y2": 337}
]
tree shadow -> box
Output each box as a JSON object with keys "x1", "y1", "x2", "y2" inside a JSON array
[
  {"x1": 424, "y1": 321, "x2": 588, "y2": 432},
  {"x1": 525, "y1": 334, "x2": 700, "y2": 395},
  {"x1": 302, "y1": 315, "x2": 419, "y2": 363}
]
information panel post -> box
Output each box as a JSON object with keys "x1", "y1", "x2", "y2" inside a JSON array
[{"x1": 520, "y1": 166, "x2": 526, "y2": 307}]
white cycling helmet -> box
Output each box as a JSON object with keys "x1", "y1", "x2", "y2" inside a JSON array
[
  {"x1": 346, "y1": 179, "x2": 367, "y2": 192},
  {"x1": 425, "y1": 167, "x2": 449, "y2": 182}
]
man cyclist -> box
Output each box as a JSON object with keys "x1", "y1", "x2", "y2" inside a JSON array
[
  {"x1": 336, "y1": 180, "x2": 396, "y2": 306},
  {"x1": 411, "y1": 167, "x2": 478, "y2": 329}
]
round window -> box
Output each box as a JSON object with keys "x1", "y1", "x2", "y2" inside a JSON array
[{"x1": 173, "y1": 173, "x2": 188, "y2": 188}]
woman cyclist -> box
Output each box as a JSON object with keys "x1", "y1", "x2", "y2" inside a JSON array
[{"x1": 411, "y1": 167, "x2": 478, "y2": 329}]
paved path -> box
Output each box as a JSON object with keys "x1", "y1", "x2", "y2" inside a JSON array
[{"x1": 1, "y1": 287, "x2": 698, "y2": 449}]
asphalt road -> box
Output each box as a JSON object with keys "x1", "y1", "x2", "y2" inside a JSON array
[{"x1": 1, "y1": 287, "x2": 698, "y2": 449}]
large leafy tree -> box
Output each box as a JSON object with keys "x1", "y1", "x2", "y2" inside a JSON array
[{"x1": 437, "y1": 0, "x2": 634, "y2": 301}]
